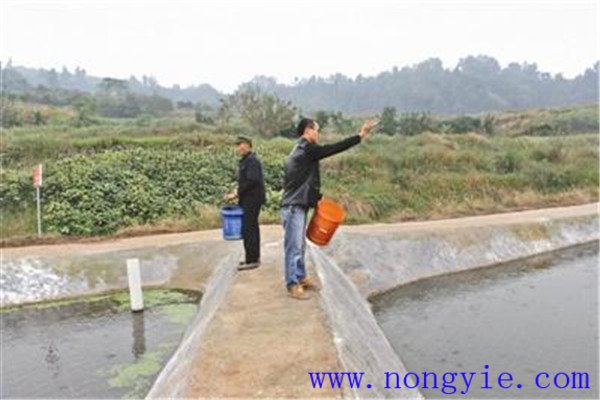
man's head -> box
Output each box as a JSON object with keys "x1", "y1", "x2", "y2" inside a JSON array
[
  {"x1": 235, "y1": 136, "x2": 252, "y2": 156},
  {"x1": 297, "y1": 118, "x2": 320, "y2": 144}
]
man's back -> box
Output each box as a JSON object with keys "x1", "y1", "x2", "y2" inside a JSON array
[
  {"x1": 239, "y1": 152, "x2": 266, "y2": 205},
  {"x1": 282, "y1": 139, "x2": 321, "y2": 208},
  {"x1": 282, "y1": 135, "x2": 362, "y2": 208}
]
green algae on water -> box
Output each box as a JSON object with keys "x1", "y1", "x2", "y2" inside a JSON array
[
  {"x1": 156, "y1": 303, "x2": 197, "y2": 325},
  {"x1": 112, "y1": 289, "x2": 199, "y2": 312},
  {"x1": 107, "y1": 351, "x2": 162, "y2": 386},
  {"x1": 104, "y1": 342, "x2": 179, "y2": 399},
  {"x1": 0, "y1": 288, "x2": 200, "y2": 314}
]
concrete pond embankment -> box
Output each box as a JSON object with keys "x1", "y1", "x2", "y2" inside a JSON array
[{"x1": 2, "y1": 203, "x2": 598, "y2": 399}]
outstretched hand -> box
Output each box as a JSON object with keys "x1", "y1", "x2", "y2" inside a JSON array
[{"x1": 359, "y1": 119, "x2": 379, "y2": 139}]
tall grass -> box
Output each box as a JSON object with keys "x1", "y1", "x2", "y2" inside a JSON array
[{"x1": 321, "y1": 132, "x2": 598, "y2": 222}]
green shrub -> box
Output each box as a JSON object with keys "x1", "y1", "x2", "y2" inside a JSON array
[
  {"x1": 494, "y1": 149, "x2": 525, "y2": 174},
  {"x1": 441, "y1": 115, "x2": 482, "y2": 133},
  {"x1": 42, "y1": 149, "x2": 236, "y2": 234},
  {"x1": 0, "y1": 169, "x2": 33, "y2": 211}
]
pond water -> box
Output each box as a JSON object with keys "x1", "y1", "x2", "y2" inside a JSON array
[
  {"x1": 372, "y1": 242, "x2": 598, "y2": 399},
  {"x1": 1, "y1": 288, "x2": 201, "y2": 399}
]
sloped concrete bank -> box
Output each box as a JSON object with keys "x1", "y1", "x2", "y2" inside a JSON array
[
  {"x1": 309, "y1": 203, "x2": 598, "y2": 400},
  {"x1": 323, "y1": 205, "x2": 598, "y2": 297},
  {"x1": 1, "y1": 233, "x2": 239, "y2": 306},
  {"x1": 310, "y1": 245, "x2": 425, "y2": 400},
  {"x1": 146, "y1": 253, "x2": 239, "y2": 398}
]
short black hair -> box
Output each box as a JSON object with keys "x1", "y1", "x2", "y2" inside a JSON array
[
  {"x1": 235, "y1": 136, "x2": 252, "y2": 147},
  {"x1": 296, "y1": 118, "x2": 316, "y2": 137}
]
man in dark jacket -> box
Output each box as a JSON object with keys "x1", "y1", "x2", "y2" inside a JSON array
[
  {"x1": 281, "y1": 118, "x2": 378, "y2": 299},
  {"x1": 225, "y1": 136, "x2": 266, "y2": 271}
]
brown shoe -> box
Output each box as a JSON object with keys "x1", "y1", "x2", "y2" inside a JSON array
[
  {"x1": 287, "y1": 284, "x2": 310, "y2": 300},
  {"x1": 299, "y1": 276, "x2": 321, "y2": 292}
]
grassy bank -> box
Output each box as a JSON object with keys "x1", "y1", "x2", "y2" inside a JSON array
[
  {"x1": 323, "y1": 132, "x2": 598, "y2": 222},
  {"x1": 1, "y1": 104, "x2": 598, "y2": 244}
]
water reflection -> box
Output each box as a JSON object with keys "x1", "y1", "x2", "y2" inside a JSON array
[
  {"x1": 44, "y1": 339, "x2": 61, "y2": 378},
  {"x1": 131, "y1": 311, "x2": 146, "y2": 359}
]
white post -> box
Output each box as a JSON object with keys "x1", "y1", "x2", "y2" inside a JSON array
[
  {"x1": 33, "y1": 163, "x2": 43, "y2": 237},
  {"x1": 127, "y1": 258, "x2": 144, "y2": 312},
  {"x1": 36, "y1": 186, "x2": 42, "y2": 237}
]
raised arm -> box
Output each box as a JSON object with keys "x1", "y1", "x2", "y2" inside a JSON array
[
  {"x1": 306, "y1": 135, "x2": 361, "y2": 160},
  {"x1": 306, "y1": 119, "x2": 379, "y2": 160}
]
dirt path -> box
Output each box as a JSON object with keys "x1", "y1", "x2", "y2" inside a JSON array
[
  {"x1": 184, "y1": 238, "x2": 342, "y2": 399},
  {"x1": 343, "y1": 202, "x2": 599, "y2": 234},
  {"x1": 4, "y1": 203, "x2": 597, "y2": 259}
]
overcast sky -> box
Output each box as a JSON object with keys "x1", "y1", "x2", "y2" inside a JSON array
[{"x1": 1, "y1": 0, "x2": 598, "y2": 93}]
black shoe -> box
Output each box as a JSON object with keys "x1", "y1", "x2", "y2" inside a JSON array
[{"x1": 238, "y1": 261, "x2": 260, "y2": 271}]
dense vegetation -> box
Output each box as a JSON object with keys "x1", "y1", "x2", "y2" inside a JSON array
[{"x1": 1, "y1": 98, "x2": 597, "y2": 240}]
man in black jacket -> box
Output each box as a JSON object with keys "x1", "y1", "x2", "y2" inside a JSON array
[
  {"x1": 281, "y1": 118, "x2": 378, "y2": 299},
  {"x1": 225, "y1": 136, "x2": 266, "y2": 271}
]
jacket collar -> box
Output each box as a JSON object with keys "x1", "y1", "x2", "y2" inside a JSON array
[
  {"x1": 298, "y1": 137, "x2": 311, "y2": 146},
  {"x1": 240, "y1": 151, "x2": 254, "y2": 162}
]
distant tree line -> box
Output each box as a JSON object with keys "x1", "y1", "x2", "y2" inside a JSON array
[
  {"x1": 1, "y1": 54, "x2": 598, "y2": 121},
  {"x1": 0, "y1": 74, "x2": 179, "y2": 128},
  {"x1": 242, "y1": 56, "x2": 599, "y2": 114},
  {"x1": 0, "y1": 59, "x2": 221, "y2": 106}
]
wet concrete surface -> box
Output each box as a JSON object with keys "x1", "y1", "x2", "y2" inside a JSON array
[
  {"x1": 372, "y1": 242, "x2": 599, "y2": 399},
  {"x1": 1, "y1": 240, "x2": 236, "y2": 305}
]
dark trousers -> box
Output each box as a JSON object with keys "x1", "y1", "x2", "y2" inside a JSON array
[{"x1": 241, "y1": 201, "x2": 262, "y2": 263}]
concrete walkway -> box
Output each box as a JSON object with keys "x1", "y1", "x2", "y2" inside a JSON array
[{"x1": 184, "y1": 237, "x2": 342, "y2": 399}]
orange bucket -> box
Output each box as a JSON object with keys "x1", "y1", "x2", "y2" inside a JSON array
[{"x1": 307, "y1": 198, "x2": 346, "y2": 246}]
